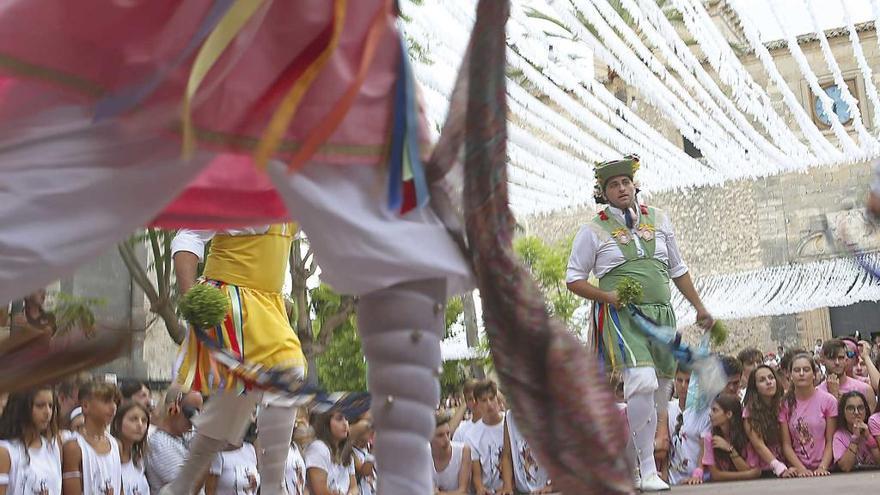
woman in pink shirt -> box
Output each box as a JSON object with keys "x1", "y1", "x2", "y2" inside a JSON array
[
  {"x1": 832, "y1": 391, "x2": 880, "y2": 471},
  {"x1": 700, "y1": 395, "x2": 761, "y2": 482},
  {"x1": 743, "y1": 365, "x2": 795, "y2": 477},
  {"x1": 779, "y1": 353, "x2": 837, "y2": 477}
]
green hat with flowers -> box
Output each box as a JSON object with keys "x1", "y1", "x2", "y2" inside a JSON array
[{"x1": 593, "y1": 154, "x2": 640, "y2": 203}]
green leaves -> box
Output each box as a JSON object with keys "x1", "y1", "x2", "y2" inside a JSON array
[
  {"x1": 616, "y1": 277, "x2": 643, "y2": 307},
  {"x1": 179, "y1": 284, "x2": 229, "y2": 329},
  {"x1": 513, "y1": 235, "x2": 579, "y2": 324},
  {"x1": 710, "y1": 320, "x2": 728, "y2": 348},
  {"x1": 54, "y1": 292, "x2": 104, "y2": 338}
]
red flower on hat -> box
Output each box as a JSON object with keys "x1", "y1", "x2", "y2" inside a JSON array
[{"x1": 599, "y1": 210, "x2": 609, "y2": 221}]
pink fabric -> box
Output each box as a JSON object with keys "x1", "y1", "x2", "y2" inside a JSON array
[
  {"x1": 742, "y1": 405, "x2": 783, "y2": 471},
  {"x1": 869, "y1": 413, "x2": 880, "y2": 437},
  {"x1": 818, "y1": 375, "x2": 872, "y2": 398},
  {"x1": 831, "y1": 429, "x2": 878, "y2": 465},
  {"x1": 700, "y1": 431, "x2": 759, "y2": 471},
  {"x1": 0, "y1": 0, "x2": 403, "y2": 229},
  {"x1": 778, "y1": 390, "x2": 838, "y2": 470}
]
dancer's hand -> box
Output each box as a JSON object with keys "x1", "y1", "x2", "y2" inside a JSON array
[
  {"x1": 695, "y1": 307, "x2": 714, "y2": 330},
  {"x1": 604, "y1": 290, "x2": 620, "y2": 308}
]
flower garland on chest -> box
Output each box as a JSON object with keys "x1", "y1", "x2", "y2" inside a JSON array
[{"x1": 599, "y1": 205, "x2": 655, "y2": 245}]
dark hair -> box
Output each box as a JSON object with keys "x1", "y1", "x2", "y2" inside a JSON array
[
  {"x1": 711, "y1": 394, "x2": 749, "y2": 470},
  {"x1": 56, "y1": 372, "x2": 92, "y2": 399},
  {"x1": 743, "y1": 365, "x2": 782, "y2": 448},
  {"x1": 79, "y1": 381, "x2": 122, "y2": 405},
  {"x1": 737, "y1": 348, "x2": 763, "y2": 367},
  {"x1": 111, "y1": 402, "x2": 150, "y2": 468},
  {"x1": 837, "y1": 391, "x2": 871, "y2": 433},
  {"x1": 820, "y1": 339, "x2": 846, "y2": 359},
  {"x1": 119, "y1": 379, "x2": 148, "y2": 400},
  {"x1": 784, "y1": 353, "x2": 818, "y2": 410},
  {"x1": 462, "y1": 379, "x2": 480, "y2": 399},
  {"x1": 473, "y1": 380, "x2": 498, "y2": 401},
  {"x1": 311, "y1": 411, "x2": 351, "y2": 466},
  {"x1": 779, "y1": 348, "x2": 806, "y2": 374},
  {"x1": 720, "y1": 355, "x2": 743, "y2": 379},
  {"x1": 0, "y1": 388, "x2": 60, "y2": 462}
]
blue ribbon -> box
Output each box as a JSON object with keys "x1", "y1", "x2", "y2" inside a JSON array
[{"x1": 93, "y1": 0, "x2": 236, "y2": 121}]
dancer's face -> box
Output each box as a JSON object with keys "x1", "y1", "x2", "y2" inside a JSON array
[
  {"x1": 754, "y1": 367, "x2": 777, "y2": 398},
  {"x1": 329, "y1": 412, "x2": 349, "y2": 442},
  {"x1": 31, "y1": 389, "x2": 54, "y2": 433},
  {"x1": 604, "y1": 175, "x2": 636, "y2": 210}
]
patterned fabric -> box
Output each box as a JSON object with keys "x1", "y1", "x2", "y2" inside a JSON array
[{"x1": 451, "y1": 1, "x2": 631, "y2": 492}]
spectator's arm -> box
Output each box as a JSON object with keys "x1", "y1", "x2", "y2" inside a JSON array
[
  {"x1": 744, "y1": 420, "x2": 784, "y2": 471},
  {"x1": 448, "y1": 399, "x2": 468, "y2": 436},
  {"x1": 817, "y1": 417, "x2": 836, "y2": 473},
  {"x1": 346, "y1": 473, "x2": 359, "y2": 495},
  {"x1": 306, "y1": 467, "x2": 333, "y2": 495},
  {"x1": 61, "y1": 440, "x2": 83, "y2": 495},
  {"x1": 500, "y1": 421, "x2": 514, "y2": 494},
  {"x1": 0, "y1": 444, "x2": 10, "y2": 495},
  {"x1": 204, "y1": 474, "x2": 218, "y2": 495},
  {"x1": 471, "y1": 460, "x2": 487, "y2": 495},
  {"x1": 707, "y1": 464, "x2": 761, "y2": 482}
]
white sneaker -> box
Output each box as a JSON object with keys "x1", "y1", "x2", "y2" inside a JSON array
[
  {"x1": 633, "y1": 470, "x2": 641, "y2": 489},
  {"x1": 640, "y1": 473, "x2": 670, "y2": 492}
]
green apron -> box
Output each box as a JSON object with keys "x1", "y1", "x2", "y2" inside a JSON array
[{"x1": 592, "y1": 207, "x2": 676, "y2": 378}]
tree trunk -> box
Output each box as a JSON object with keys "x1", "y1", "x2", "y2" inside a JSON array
[
  {"x1": 462, "y1": 291, "x2": 485, "y2": 379},
  {"x1": 155, "y1": 301, "x2": 185, "y2": 345}
]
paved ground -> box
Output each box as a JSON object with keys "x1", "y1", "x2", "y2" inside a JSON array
[{"x1": 671, "y1": 470, "x2": 879, "y2": 494}]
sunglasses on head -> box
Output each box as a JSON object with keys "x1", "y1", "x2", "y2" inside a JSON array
[{"x1": 845, "y1": 350, "x2": 857, "y2": 359}]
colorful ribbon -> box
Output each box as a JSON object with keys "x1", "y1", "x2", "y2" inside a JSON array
[
  {"x1": 93, "y1": 0, "x2": 236, "y2": 121},
  {"x1": 253, "y1": 0, "x2": 348, "y2": 170},
  {"x1": 181, "y1": 0, "x2": 267, "y2": 159}
]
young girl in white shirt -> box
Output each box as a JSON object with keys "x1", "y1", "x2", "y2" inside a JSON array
[
  {"x1": 305, "y1": 412, "x2": 356, "y2": 495},
  {"x1": 0, "y1": 388, "x2": 62, "y2": 495},
  {"x1": 111, "y1": 402, "x2": 150, "y2": 495},
  {"x1": 61, "y1": 381, "x2": 122, "y2": 495}
]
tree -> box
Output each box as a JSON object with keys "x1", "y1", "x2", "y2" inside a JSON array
[
  {"x1": 316, "y1": 316, "x2": 366, "y2": 392},
  {"x1": 53, "y1": 293, "x2": 104, "y2": 338},
  {"x1": 118, "y1": 228, "x2": 186, "y2": 343},
  {"x1": 513, "y1": 235, "x2": 579, "y2": 325},
  {"x1": 288, "y1": 238, "x2": 356, "y2": 386}
]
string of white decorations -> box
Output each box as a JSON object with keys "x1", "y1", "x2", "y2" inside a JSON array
[
  {"x1": 552, "y1": 0, "x2": 737, "y2": 175},
  {"x1": 672, "y1": 254, "x2": 880, "y2": 326},
  {"x1": 841, "y1": 0, "x2": 880, "y2": 133},
  {"x1": 588, "y1": 0, "x2": 789, "y2": 179},
  {"x1": 625, "y1": 0, "x2": 810, "y2": 167},
  {"x1": 800, "y1": 0, "x2": 878, "y2": 152},
  {"x1": 765, "y1": 0, "x2": 861, "y2": 156},
  {"x1": 440, "y1": 1, "x2": 719, "y2": 189},
  {"x1": 661, "y1": 0, "x2": 815, "y2": 169},
  {"x1": 726, "y1": 0, "x2": 842, "y2": 163}
]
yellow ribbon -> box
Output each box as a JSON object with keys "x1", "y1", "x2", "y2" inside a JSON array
[
  {"x1": 181, "y1": 0, "x2": 267, "y2": 159},
  {"x1": 254, "y1": 0, "x2": 347, "y2": 169}
]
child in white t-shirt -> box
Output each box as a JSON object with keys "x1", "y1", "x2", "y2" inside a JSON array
[{"x1": 467, "y1": 381, "x2": 505, "y2": 495}]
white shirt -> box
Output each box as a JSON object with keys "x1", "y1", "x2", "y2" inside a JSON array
[
  {"x1": 303, "y1": 440, "x2": 354, "y2": 494},
  {"x1": 0, "y1": 437, "x2": 62, "y2": 495},
  {"x1": 668, "y1": 406, "x2": 711, "y2": 485},
  {"x1": 466, "y1": 417, "x2": 506, "y2": 492},
  {"x1": 452, "y1": 419, "x2": 476, "y2": 445},
  {"x1": 209, "y1": 444, "x2": 259, "y2": 495},
  {"x1": 75, "y1": 432, "x2": 122, "y2": 495},
  {"x1": 352, "y1": 446, "x2": 376, "y2": 495},
  {"x1": 283, "y1": 445, "x2": 307, "y2": 495},
  {"x1": 121, "y1": 459, "x2": 149, "y2": 495},
  {"x1": 170, "y1": 227, "x2": 275, "y2": 261},
  {"x1": 566, "y1": 205, "x2": 687, "y2": 282},
  {"x1": 432, "y1": 442, "x2": 467, "y2": 492},
  {"x1": 145, "y1": 430, "x2": 189, "y2": 495},
  {"x1": 504, "y1": 412, "x2": 550, "y2": 493}
]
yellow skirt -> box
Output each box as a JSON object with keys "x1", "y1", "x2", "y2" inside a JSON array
[{"x1": 175, "y1": 280, "x2": 305, "y2": 395}]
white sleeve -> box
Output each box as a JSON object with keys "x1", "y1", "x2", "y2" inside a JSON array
[
  {"x1": 304, "y1": 441, "x2": 332, "y2": 473},
  {"x1": 661, "y1": 214, "x2": 689, "y2": 279},
  {"x1": 209, "y1": 453, "x2": 223, "y2": 476},
  {"x1": 565, "y1": 226, "x2": 599, "y2": 284},
  {"x1": 170, "y1": 229, "x2": 215, "y2": 262}
]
